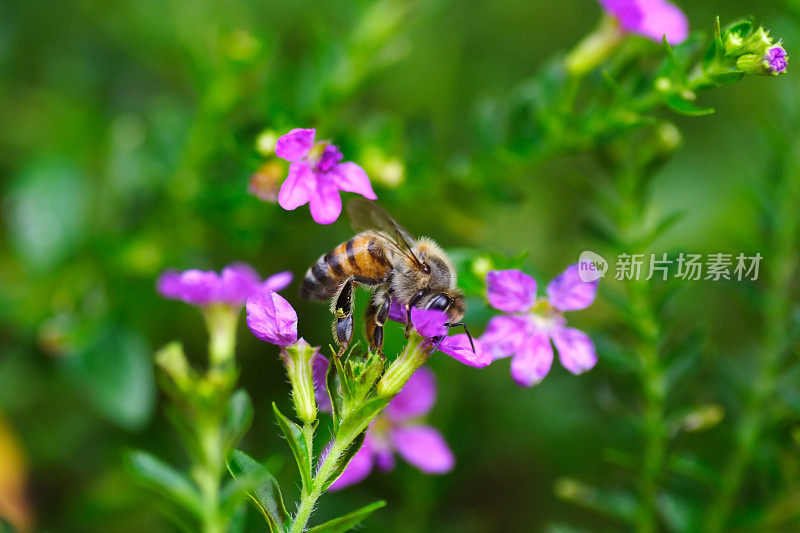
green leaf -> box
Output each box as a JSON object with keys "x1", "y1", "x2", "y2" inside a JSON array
[
  {"x1": 272, "y1": 402, "x2": 313, "y2": 494},
  {"x1": 326, "y1": 358, "x2": 343, "y2": 432},
  {"x1": 336, "y1": 396, "x2": 390, "y2": 443},
  {"x1": 225, "y1": 389, "x2": 254, "y2": 449},
  {"x1": 664, "y1": 94, "x2": 714, "y2": 117},
  {"x1": 307, "y1": 500, "x2": 387, "y2": 533},
  {"x1": 321, "y1": 431, "x2": 367, "y2": 492},
  {"x1": 227, "y1": 450, "x2": 288, "y2": 533},
  {"x1": 661, "y1": 36, "x2": 688, "y2": 84},
  {"x1": 64, "y1": 326, "x2": 155, "y2": 430},
  {"x1": 126, "y1": 450, "x2": 203, "y2": 517}
]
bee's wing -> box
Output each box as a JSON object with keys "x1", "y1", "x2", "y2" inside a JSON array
[{"x1": 347, "y1": 198, "x2": 424, "y2": 269}]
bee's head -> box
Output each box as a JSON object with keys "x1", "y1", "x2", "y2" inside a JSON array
[{"x1": 425, "y1": 290, "x2": 466, "y2": 323}]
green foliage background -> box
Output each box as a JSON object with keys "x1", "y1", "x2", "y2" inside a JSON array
[{"x1": 1, "y1": 0, "x2": 798, "y2": 531}]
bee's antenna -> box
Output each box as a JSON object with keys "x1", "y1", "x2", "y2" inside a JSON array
[{"x1": 446, "y1": 322, "x2": 476, "y2": 353}]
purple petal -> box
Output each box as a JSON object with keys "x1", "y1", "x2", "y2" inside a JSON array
[
  {"x1": 374, "y1": 447, "x2": 396, "y2": 472},
  {"x1": 262, "y1": 271, "x2": 293, "y2": 293},
  {"x1": 600, "y1": 0, "x2": 688, "y2": 45},
  {"x1": 216, "y1": 263, "x2": 261, "y2": 305},
  {"x1": 385, "y1": 367, "x2": 437, "y2": 422},
  {"x1": 637, "y1": 0, "x2": 688, "y2": 45},
  {"x1": 156, "y1": 270, "x2": 184, "y2": 300},
  {"x1": 546, "y1": 264, "x2": 599, "y2": 311},
  {"x1": 176, "y1": 270, "x2": 220, "y2": 305},
  {"x1": 486, "y1": 270, "x2": 537, "y2": 313},
  {"x1": 313, "y1": 354, "x2": 331, "y2": 412},
  {"x1": 388, "y1": 298, "x2": 407, "y2": 323},
  {"x1": 327, "y1": 437, "x2": 375, "y2": 491},
  {"x1": 411, "y1": 307, "x2": 448, "y2": 338},
  {"x1": 551, "y1": 326, "x2": 598, "y2": 375},
  {"x1": 245, "y1": 289, "x2": 298, "y2": 346},
  {"x1": 480, "y1": 315, "x2": 533, "y2": 361},
  {"x1": 330, "y1": 162, "x2": 377, "y2": 200},
  {"x1": 317, "y1": 145, "x2": 343, "y2": 173},
  {"x1": 390, "y1": 425, "x2": 454, "y2": 474},
  {"x1": 274, "y1": 128, "x2": 315, "y2": 162},
  {"x1": 278, "y1": 162, "x2": 315, "y2": 211},
  {"x1": 438, "y1": 334, "x2": 492, "y2": 368},
  {"x1": 766, "y1": 46, "x2": 788, "y2": 74},
  {"x1": 308, "y1": 173, "x2": 342, "y2": 225},
  {"x1": 510, "y1": 329, "x2": 554, "y2": 387}
]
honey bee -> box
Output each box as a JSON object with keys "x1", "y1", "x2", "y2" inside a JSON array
[{"x1": 299, "y1": 198, "x2": 472, "y2": 355}]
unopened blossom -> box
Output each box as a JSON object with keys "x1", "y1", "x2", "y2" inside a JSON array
[
  {"x1": 599, "y1": 0, "x2": 688, "y2": 45},
  {"x1": 765, "y1": 45, "x2": 788, "y2": 74},
  {"x1": 275, "y1": 128, "x2": 377, "y2": 224},
  {"x1": 480, "y1": 265, "x2": 599, "y2": 387},
  {"x1": 317, "y1": 367, "x2": 455, "y2": 490},
  {"x1": 157, "y1": 263, "x2": 292, "y2": 307},
  {"x1": 245, "y1": 288, "x2": 299, "y2": 346},
  {"x1": 247, "y1": 288, "x2": 327, "y2": 422}
]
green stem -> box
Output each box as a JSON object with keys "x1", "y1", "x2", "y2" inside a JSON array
[
  {"x1": 630, "y1": 281, "x2": 665, "y2": 533},
  {"x1": 705, "y1": 165, "x2": 797, "y2": 530},
  {"x1": 196, "y1": 421, "x2": 226, "y2": 533},
  {"x1": 290, "y1": 336, "x2": 431, "y2": 532}
]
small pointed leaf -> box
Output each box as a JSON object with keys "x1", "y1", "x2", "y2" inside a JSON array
[
  {"x1": 227, "y1": 450, "x2": 288, "y2": 532},
  {"x1": 126, "y1": 450, "x2": 203, "y2": 517},
  {"x1": 272, "y1": 403, "x2": 313, "y2": 494},
  {"x1": 307, "y1": 500, "x2": 387, "y2": 533}
]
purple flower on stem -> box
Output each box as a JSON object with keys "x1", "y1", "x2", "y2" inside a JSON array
[
  {"x1": 480, "y1": 265, "x2": 599, "y2": 387},
  {"x1": 765, "y1": 45, "x2": 788, "y2": 74},
  {"x1": 246, "y1": 288, "x2": 299, "y2": 346},
  {"x1": 157, "y1": 263, "x2": 292, "y2": 307},
  {"x1": 599, "y1": 0, "x2": 688, "y2": 45},
  {"x1": 317, "y1": 367, "x2": 455, "y2": 490},
  {"x1": 410, "y1": 307, "x2": 491, "y2": 368},
  {"x1": 275, "y1": 128, "x2": 377, "y2": 224}
]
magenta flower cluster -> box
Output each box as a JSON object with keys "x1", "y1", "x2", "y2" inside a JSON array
[
  {"x1": 157, "y1": 263, "x2": 292, "y2": 307},
  {"x1": 276, "y1": 128, "x2": 377, "y2": 224},
  {"x1": 599, "y1": 0, "x2": 688, "y2": 45},
  {"x1": 480, "y1": 265, "x2": 599, "y2": 387}
]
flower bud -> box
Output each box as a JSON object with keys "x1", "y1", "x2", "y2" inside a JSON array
[
  {"x1": 282, "y1": 338, "x2": 321, "y2": 424},
  {"x1": 736, "y1": 45, "x2": 788, "y2": 76},
  {"x1": 155, "y1": 341, "x2": 193, "y2": 392}
]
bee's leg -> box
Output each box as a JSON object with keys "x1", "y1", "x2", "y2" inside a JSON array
[
  {"x1": 404, "y1": 290, "x2": 427, "y2": 337},
  {"x1": 365, "y1": 291, "x2": 391, "y2": 356},
  {"x1": 332, "y1": 277, "x2": 355, "y2": 357}
]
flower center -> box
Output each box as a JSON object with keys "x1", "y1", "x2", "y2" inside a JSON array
[
  {"x1": 529, "y1": 298, "x2": 566, "y2": 332},
  {"x1": 306, "y1": 142, "x2": 343, "y2": 173}
]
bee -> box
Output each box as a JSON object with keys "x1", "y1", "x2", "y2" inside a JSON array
[{"x1": 299, "y1": 198, "x2": 472, "y2": 355}]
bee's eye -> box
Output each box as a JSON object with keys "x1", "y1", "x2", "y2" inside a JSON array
[
  {"x1": 427, "y1": 294, "x2": 451, "y2": 312},
  {"x1": 422, "y1": 263, "x2": 431, "y2": 274}
]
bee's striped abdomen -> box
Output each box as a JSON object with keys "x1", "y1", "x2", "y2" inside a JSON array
[{"x1": 299, "y1": 232, "x2": 392, "y2": 301}]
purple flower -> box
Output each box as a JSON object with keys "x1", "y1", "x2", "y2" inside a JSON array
[
  {"x1": 599, "y1": 0, "x2": 688, "y2": 45},
  {"x1": 157, "y1": 263, "x2": 292, "y2": 307},
  {"x1": 480, "y1": 265, "x2": 599, "y2": 387},
  {"x1": 246, "y1": 288, "x2": 298, "y2": 346},
  {"x1": 275, "y1": 128, "x2": 377, "y2": 225},
  {"x1": 765, "y1": 45, "x2": 788, "y2": 74},
  {"x1": 323, "y1": 367, "x2": 455, "y2": 490},
  {"x1": 410, "y1": 308, "x2": 491, "y2": 368}
]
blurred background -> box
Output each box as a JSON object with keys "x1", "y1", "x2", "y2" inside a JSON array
[{"x1": 1, "y1": 0, "x2": 798, "y2": 531}]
